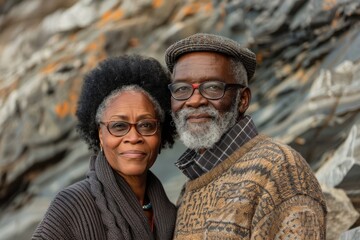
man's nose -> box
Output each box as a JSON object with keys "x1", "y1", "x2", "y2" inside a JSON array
[{"x1": 185, "y1": 88, "x2": 208, "y2": 108}]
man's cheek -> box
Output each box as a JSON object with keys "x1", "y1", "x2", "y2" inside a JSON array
[{"x1": 171, "y1": 99, "x2": 183, "y2": 113}]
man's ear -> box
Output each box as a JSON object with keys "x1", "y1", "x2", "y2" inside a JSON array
[{"x1": 238, "y1": 87, "x2": 251, "y2": 114}]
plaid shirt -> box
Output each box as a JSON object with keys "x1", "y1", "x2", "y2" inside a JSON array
[{"x1": 175, "y1": 115, "x2": 258, "y2": 180}]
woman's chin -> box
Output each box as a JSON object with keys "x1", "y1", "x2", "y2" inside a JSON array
[{"x1": 118, "y1": 166, "x2": 149, "y2": 178}]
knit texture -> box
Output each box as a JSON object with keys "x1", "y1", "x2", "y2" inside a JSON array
[
  {"x1": 32, "y1": 153, "x2": 176, "y2": 240},
  {"x1": 174, "y1": 134, "x2": 327, "y2": 239},
  {"x1": 165, "y1": 33, "x2": 256, "y2": 81}
]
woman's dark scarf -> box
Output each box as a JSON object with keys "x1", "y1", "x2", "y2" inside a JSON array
[{"x1": 87, "y1": 153, "x2": 176, "y2": 240}]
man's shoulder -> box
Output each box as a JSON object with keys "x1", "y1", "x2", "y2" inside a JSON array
[
  {"x1": 244, "y1": 135, "x2": 318, "y2": 181},
  {"x1": 242, "y1": 135, "x2": 325, "y2": 204},
  {"x1": 248, "y1": 134, "x2": 306, "y2": 165}
]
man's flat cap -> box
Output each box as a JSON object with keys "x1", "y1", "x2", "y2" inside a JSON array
[{"x1": 165, "y1": 33, "x2": 256, "y2": 81}]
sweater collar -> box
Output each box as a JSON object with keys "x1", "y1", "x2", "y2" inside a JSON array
[
  {"x1": 175, "y1": 115, "x2": 258, "y2": 180},
  {"x1": 87, "y1": 153, "x2": 176, "y2": 239}
]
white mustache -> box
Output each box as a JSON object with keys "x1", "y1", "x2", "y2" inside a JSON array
[{"x1": 176, "y1": 107, "x2": 219, "y2": 122}]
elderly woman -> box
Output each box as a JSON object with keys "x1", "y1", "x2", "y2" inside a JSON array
[{"x1": 32, "y1": 55, "x2": 177, "y2": 240}]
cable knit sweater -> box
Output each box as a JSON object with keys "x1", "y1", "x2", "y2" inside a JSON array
[
  {"x1": 174, "y1": 134, "x2": 327, "y2": 239},
  {"x1": 32, "y1": 154, "x2": 176, "y2": 240}
]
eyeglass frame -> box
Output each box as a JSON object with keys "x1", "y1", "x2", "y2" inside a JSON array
[
  {"x1": 168, "y1": 81, "x2": 246, "y2": 101},
  {"x1": 99, "y1": 119, "x2": 159, "y2": 137}
]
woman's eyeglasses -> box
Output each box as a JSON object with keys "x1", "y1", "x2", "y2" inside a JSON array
[
  {"x1": 168, "y1": 81, "x2": 245, "y2": 101},
  {"x1": 99, "y1": 119, "x2": 159, "y2": 137}
]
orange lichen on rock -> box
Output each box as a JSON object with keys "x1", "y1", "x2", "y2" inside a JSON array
[
  {"x1": 203, "y1": 2, "x2": 213, "y2": 12},
  {"x1": 0, "y1": 78, "x2": 19, "y2": 100},
  {"x1": 69, "y1": 92, "x2": 78, "y2": 116},
  {"x1": 41, "y1": 63, "x2": 58, "y2": 74},
  {"x1": 331, "y1": 10, "x2": 341, "y2": 28},
  {"x1": 69, "y1": 32, "x2": 78, "y2": 42},
  {"x1": 172, "y1": 1, "x2": 214, "y2": 22},
  {"x1": 182, "y1": 3, "x2": 201, "y2": 17},
  {"x1": 86, "y1": 53, "x2": 107, "y2": 70},
  {"x1": 55, "y1": 101, "x2": 70, "y2": 118},
  {"x1": 84, "y1": 42, "x2": 99, "y2": 52},
  {"x1": 294, "y1": 66, "x2": 318, "y2": 85},
  {"x1": 84, "y1": 34, "x2": 106, "y2": 53},
  {"x1": 128, "y1": 37, "x2": 140, "y2": 48},
  {"x1": 97, "y1": 8, "x2": 124, "y2": 27},
  {"x1": 152, "y1": 0, "x2": 163, "y2": 8},
  {"x1": 256, "y1": 52, "x2": 264, "y2": 64},
  {"x1": 294, "y1": 68, "x2": 306, "y2": 80},
  {"x1": 55, "y1": 90, "x2": 79, "y2": 118}
]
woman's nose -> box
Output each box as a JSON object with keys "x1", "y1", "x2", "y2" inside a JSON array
[{"x1": 123, "y1": 126, "x2": 144, "y2": 144}]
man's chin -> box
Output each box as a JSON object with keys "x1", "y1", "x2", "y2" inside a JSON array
[
  {"x1": 180, "y1": 127, "x2": 220, "y2": 150},
  {"x1": 180, "y1": 133, "x2": 217, "y2": 150},
  {"x1": 185, "y1": 121, "x2": 212, "y2": 132}
]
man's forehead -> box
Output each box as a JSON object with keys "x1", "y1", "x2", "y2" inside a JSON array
[{"x1": 172, "y1": 52, "x2": 234, "y2": 83}]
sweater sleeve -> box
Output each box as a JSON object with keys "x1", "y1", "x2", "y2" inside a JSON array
[
  {"x1": 252, "y1": 140, "x2": 327, "y2": 240},
  {"x1": 252, "y1": 195, "x2": 326, "y2": 240},
  {"x1": 32, "y1": 191, "x2": 78, "y2": 240},
  {"x1": 32, "y1": 181, "x2": 104, "y2": 240},
  {"x1": 251, "y1": 140, "x2": 327, "y2": 239}
]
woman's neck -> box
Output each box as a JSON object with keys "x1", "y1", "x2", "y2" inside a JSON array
[{"x1": 121, "y1": 173, "x2": 148, "y2": 204}]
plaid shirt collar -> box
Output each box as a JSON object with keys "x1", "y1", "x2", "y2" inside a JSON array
[{"x1": 175, "y1": 115, "x2": 258, "y2": 180}]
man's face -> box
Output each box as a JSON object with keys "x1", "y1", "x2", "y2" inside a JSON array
[{"x1": 170, "y1": 52, "x2": 241, "y2": 150}]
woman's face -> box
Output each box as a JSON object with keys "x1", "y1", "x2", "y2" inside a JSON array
[{"x1": 98, "y1": 90, "x2": 161, "y2": 180}]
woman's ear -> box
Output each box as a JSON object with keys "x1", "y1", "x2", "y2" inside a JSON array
[
  {"x1": 238, "y1": 87, "x2": 251, "y2": 114},
  {"x1": 98, "y1": 126, "x2": 103, "y2": 150}
]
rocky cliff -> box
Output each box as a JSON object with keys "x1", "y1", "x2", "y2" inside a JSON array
[{"x1": 0, "y1": 0, "x2": 359, "y2": 239}]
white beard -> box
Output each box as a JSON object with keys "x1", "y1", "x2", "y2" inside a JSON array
[{"x1": 172, "y1": 98, "x2": 240, "y2": 150}]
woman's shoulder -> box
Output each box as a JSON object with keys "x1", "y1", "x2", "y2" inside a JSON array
[
  {"x1": 32, "y1": 180, "x2": 103, "y2": 239},
  {"x1": 41, "y1": 179, "x2": 99, "y2": 225},
  {"x1": 62, "y1": 178, "x2": 91, "y2": 194},
  {"x1": 51, "y1": 179, "x2": 94, "y2": 210}
]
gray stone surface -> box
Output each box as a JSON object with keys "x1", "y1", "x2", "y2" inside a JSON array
[
  {"x1": 340, "y1": 227, "x2": 360, "y2": 240},
  {"x1": 322, "y1": 186, "x2": 360, "y2": 240},
  {"x1": 0, "y1": 0, "x2": 359, "y2": 239}
]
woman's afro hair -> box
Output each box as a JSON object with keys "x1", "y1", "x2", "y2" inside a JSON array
[{"x1": 75, "y1": 54, "x2": 176, "y2": 153}]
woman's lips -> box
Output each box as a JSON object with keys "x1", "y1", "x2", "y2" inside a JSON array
[{"x1": 120, "y1": 150, "x2": 146, "y2": 158}]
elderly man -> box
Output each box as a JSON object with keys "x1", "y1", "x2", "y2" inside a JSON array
[{"x1": 165, "y1": 33, "x2": 327, "y2": 239}]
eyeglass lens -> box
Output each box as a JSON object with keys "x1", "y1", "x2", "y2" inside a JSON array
[
  {"x1": 168, "y1": 81, "x2": 243, "y2": 100},
  {"x1": 104, "y1": 119, "x2": 158, "y2": 136}
]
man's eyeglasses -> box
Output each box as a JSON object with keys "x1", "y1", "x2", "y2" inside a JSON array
[
  {"x1": 99, "y1": 119, "x2": 159, "y2": 137},
  {"x1": 168, "y1": 81, "x2": 245, "y2": 101}
]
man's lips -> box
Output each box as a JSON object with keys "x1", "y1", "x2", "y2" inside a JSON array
[{"x1": 186, "y1": 114, "x2": 213, "y2": 123}]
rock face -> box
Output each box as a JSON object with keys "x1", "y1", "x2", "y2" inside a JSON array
[{"x1": 0, "y1": 0, "x2": 359, "y2": 239}]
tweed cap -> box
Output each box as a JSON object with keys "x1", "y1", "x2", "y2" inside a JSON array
[{"x1": 165, "y1": 33, "x2": 256, "y2": 81}]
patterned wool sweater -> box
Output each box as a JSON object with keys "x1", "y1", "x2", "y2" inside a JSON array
[{"x1": 174, "y1": 134, "x2": 327, "y2": 239}]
